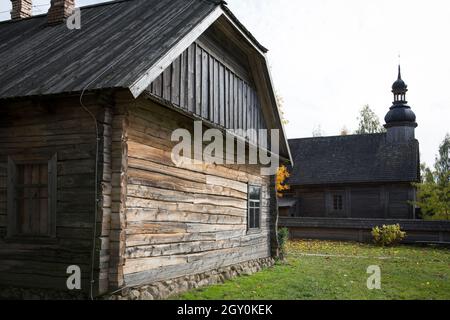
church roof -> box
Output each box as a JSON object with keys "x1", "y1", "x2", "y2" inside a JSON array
[{"x1": 287, "y1": 133, "x2": 420, "y2": 186}]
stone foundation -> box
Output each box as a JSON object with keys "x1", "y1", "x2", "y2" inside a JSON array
[
  {"x1": 106, "y1": 257, "x2": 275, "y2": 300},
  {"x1": 0, "y1": 257, "x2": 274, "y2": 300}
]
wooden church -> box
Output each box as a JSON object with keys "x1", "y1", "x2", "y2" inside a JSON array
[{"x1": 282, "y1": 67, "x2": 420, "y2": 220}]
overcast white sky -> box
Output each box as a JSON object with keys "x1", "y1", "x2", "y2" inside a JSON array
[{"x1": 1, "y1": 0, "x2": 449, "y2": 166}]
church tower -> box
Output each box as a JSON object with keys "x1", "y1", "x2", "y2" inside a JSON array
[{"x1": 384, "y1": 66, "x2": 417, "y2": 143}]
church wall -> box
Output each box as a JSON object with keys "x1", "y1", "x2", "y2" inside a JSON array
[{"x1": 286, "y1": 183, "x2": 415, "y2": 219}]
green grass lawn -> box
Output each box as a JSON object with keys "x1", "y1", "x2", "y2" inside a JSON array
[{"x1": 175, "y1": 240, "x2": 450, "y2": 300}]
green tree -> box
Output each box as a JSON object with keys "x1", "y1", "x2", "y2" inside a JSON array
[
  {"x1": 355, "y1": 105, "x2": 385, "y2": 134},
  {"x1": 414, "y1": 134, "x2": 450, "y2": 220},
  {"x1": 420, "y1": 162, "x2": 435, "y2": 184},
  {"x1": 435, "y1": 134, "x2": 450, "y2": 186}
]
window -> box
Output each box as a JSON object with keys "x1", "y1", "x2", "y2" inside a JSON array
[
  {"x1": 333, "y1": 194, "x2": 343, "y2": 211},
  {"x1": 7, "y1": 155, "x2": 57, "y2": 238},
  {"x1": 248, "y1": 185, "x2": 261, "y2": 230}
]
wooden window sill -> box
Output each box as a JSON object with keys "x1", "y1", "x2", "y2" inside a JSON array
[{"x1": 246, "y1": 228, "x2": 262, "y2": 235}]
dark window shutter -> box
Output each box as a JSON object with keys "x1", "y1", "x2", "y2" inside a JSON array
[
  {"x1": 48, "y1": 153, "x2": 57, "y2": 237},
  {"x1": 7, "y1": 156, "x2": 17, "y2": 237}
]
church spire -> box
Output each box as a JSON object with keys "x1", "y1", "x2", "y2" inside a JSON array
[
  {"x1": 392, "y1": 64, "x2": 408, "y2": 103},
  {"x1": 384, "y1": 65, "x2": 417, "y2": 142}
]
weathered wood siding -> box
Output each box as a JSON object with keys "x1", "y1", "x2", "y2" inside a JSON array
[
  {"x1": 287, "y1": 183, "x2": 415, "y2": 219},
  {"x1": 0, "y1": 96, "x2": 111, "y2": 295},
  {"x1": 108, "y1": 93, "x2": 129, "y2": 290},
  {"x1": 147, "y1": 39, "x2": 267, "y2": 148},
  {"x1": 120, "y1": 98, "x2": 272, "y2": 287}
]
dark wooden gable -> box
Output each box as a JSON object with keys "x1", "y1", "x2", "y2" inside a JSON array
[{"x1": 146, "y1": 26, "x2": 267, "y2": 147}]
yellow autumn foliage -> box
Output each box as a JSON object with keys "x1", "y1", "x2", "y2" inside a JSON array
[{"x1": 276, "y1": 165, "x2": 290, "y2": 198}]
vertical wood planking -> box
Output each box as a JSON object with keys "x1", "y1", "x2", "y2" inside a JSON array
[
  {"x1": 187, "y1": 45, "x2": 195, "y2": 113},
  {"x1": 171, "y1": 57, "x2": 181, "y2": 106},
  {"x1": 162, "y1": 66, "x2": 172, "y2": 102},
  {"x1": 233, "y1": 73, "x2": 238, "y2": 130},
  {"x1": 219, "y1": 64, "x2": 225, "y2": 127},
  {"x1": 253, "y1": 97, "x2": 257, "y2": 144},
  {"x1": 213, "y1": 59, "x2": 219, "y2": 124},
  {"x1": 249, "y1": 88, "x2": 254, "y2": 143},
  {"x1": 236, "y1": 79, "x2": 240, "y2": 129},
  {"x1": 202, "y1": 50, "x2": 212, "y2": 120},
  {"x1": 152, "y1": 74, "x2": 162, "y2": 97},
  {"x1": 195, "y1": 44, "x2": 202, "y2": 116},
  {"x1": 224, "y1": 69, "x2": 230, "y2": 128},
  {"x1": 242, "y1": 82, "x2": 247, "y2": 131},
  {"x1": 208, "y1": 55, "x2": 214, "y2": 123},
  {"x1": 179, "y1": 52, "x2": 186, "y2": 109},
  {"x1": 146, "y1": 42, "x2": 268, "y2": 136},
  {"x1": 202, "y1": 49, "x2": 209, "y2": 120}
]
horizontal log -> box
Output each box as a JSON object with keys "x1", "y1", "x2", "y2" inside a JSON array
[
  {"x1": 127, "y1": 185, "x2": 247, "y2": 209},
  {"x1": 123, "y1": 246, "x2": 270, "y2": 286},
  {"x1": 126, "y1": 232, "x2": 217, "y2": 247},
  {"x1": 126, "y1": 222, "x2": 187, "y2": 235},
  {"x1": 126, "y1": 208, "x2": 245, "y2": 225},
  {"x1": 125, "y1": 235, "x2": 268, "y2": 259},
  {"x1": 127, "y1": 140, "x2": 266, "y2": 184},
  {"x1": 127, "y1": 169, "x2": 246, "y2": 200}
]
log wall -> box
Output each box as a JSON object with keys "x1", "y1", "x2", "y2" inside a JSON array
[
  {"x1": 285, "y1": 183, "x2": 415, "y2": 219},
  {"x1": 120, "y1": 97, "x2": 272, "y2": 287},
  {"x1": 0, "y1": 95, "x2": 110, "y2": 295}
]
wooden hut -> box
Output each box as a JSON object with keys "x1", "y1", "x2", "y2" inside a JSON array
[{"x1": 0, "y1": 0, "x2": 290, "y2": 299}]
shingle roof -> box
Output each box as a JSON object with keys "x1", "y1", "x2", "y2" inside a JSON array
[
  {"x1": 0, "y1": 0, "x2": 225, "y2": 99},
  {"x1": 287, "y1": 133, "x2": 420, "y2": 186},
  {"x1": 0, "y1": 0, "x2": 291, "y2": 162}
]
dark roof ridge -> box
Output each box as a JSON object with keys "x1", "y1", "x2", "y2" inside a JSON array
[{"x1": 289, "y1": 132, "x2": 386, "y2": 141}]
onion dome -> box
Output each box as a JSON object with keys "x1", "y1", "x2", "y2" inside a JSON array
[{"x1": 384, "y1": 65, "x2": 417, "y2": 127}]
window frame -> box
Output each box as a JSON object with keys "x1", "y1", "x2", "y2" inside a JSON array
[
  {"x1": 7, "y1": 154, "x2": 57, "y2": 240},
  {"x1": 332, "y1": 194, "x2": 344, "y2": 212},
  {"x1": 247, "y1": 184, "x2": 262, "y2": 232}
]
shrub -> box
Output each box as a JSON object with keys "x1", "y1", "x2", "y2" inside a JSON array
[
  {"x1": 371, "y1": 224, "x2": 406, "y2": 246},
  {"x1": 277, "y1": 227, "x2": 290, "y2": 260}
]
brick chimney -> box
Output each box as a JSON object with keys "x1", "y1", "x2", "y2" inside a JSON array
[
  {"x1": 47, "y1": 0, "x2": 75, "y2": 25},
  {"x1": 10, "y1": 0, "x2": 32, "y2": 20}
]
